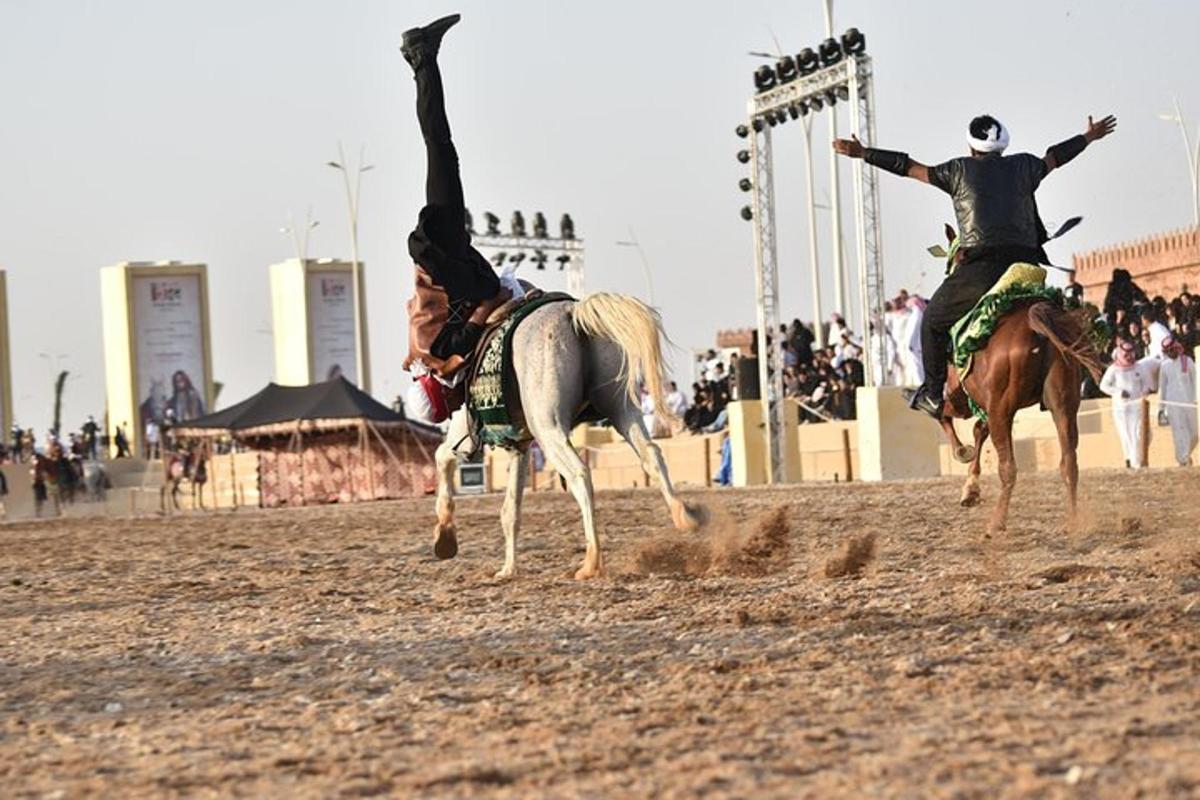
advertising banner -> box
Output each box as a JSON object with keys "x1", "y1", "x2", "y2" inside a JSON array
[
  {"x1": 131, "y1": 274, "x2": 208, "y2": 431},
  {"x1": 306, "y1": 269, "x2": 358, "y2": 385}
]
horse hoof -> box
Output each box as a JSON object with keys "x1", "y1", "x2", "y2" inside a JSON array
[
  {"x1": 433, "y1": 525, "x2": 458, "y2": 560},
  {"x1": 954, "y1": 445, "x2": 976, "y2": 464},
  {"x1": 493, "y1": 567, "x2": 514, "y2": 580},
  {"x1": 671, "y1": 500, "x2": 704, "y2": 533},
  {"x1": 574, "y1": 562, "x2": 604, "y2": 581},
  {"x1": 960, "y1": 493, "x2": 981, "y2": 508}
]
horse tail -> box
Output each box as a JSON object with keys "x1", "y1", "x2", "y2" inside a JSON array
[
  {"x1": 571, "y1": 292, "x2": 672, "y2": 419},
  {"x1": 1027, "y1": 301, "x2": 1104, "y2": 382}
]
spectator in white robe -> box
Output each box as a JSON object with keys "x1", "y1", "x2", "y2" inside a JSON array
[
  {"x1": 665, "y1": 381, "x2": 689, "y2": 418},
  {"x1": 1099, "y1": 341, "x2": 1155, "y2": 469},
  {"x1": 1157, "y1": 336, "x2": 1197, "y2": 466},
  {"x1": 902, "y1": 296, "x2": 926, "y2": 386},
  {"x1": 828, "y1": 313, "x2": 848, "y2": 349},
  {"x1": 1141, "y1": 307, "x2": 1173, "y2": 359}
]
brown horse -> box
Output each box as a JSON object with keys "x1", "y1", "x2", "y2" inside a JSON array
[
  {"x1": 161, "y1": 445, "x2": 208, "y2": 512},
  {"x1": 936, "y1": 247, "x2": 1103, "y2": 535}
]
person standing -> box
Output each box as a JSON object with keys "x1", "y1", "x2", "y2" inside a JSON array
[
  {"x1": 114, "y1": 423, "x2": 131, "y2": 459},
  {"x1": 82, "y1": 415, "x2": 99, "y2": 460},
  {"x1": 1158, "y1": 335, "x2": 1197, "y2": 467},
  {"x1": 1100, "y1": 341, "x2": 1155, "y2": 468},
  {"x1": 144, "y1": 419, "x2": 161, "y2": 460}
]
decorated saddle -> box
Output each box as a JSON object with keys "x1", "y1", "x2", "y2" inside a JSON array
[{"x1": 465, "y1": 291, "x2": 582, "y2": 450}]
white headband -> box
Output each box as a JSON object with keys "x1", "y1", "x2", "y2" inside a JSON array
[{"x1": 967, "y1": 121, "x2": 1009, "y2": 153}]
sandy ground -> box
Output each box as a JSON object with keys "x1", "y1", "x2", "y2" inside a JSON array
[{"x1": 3, "y1": 469, "x2": 1200, "y2": 798}]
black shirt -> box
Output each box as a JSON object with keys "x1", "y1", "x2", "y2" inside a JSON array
[{"x1": 928, "y1": 152, "x2": 1048, "y2": 251}]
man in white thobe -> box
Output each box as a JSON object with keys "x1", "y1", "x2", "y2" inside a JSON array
[
  {"x1": 1100, "y1": 341, "x2": 1155, "y2": 468},
  {"x1": 1158, "y1": 336, "x2": 1197, "y2": 466},
  {"x1": 902, "y1": 296, "x2": 926, "y2": 386}
]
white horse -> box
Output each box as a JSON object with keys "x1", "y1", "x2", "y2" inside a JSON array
[{"x1": 432, "y1": 293, "x2": 703, "y2": 580}]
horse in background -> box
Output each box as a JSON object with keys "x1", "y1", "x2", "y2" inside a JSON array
[
  {"x1": 161, "y1": 444, "x2": 208, "y2": 512},
  {"x1": 431, "y1": 292, "x2": 703, "y2": 580}
]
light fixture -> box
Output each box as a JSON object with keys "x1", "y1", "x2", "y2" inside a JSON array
[
  {"x1": 484, "y1": 212, "x2": 501, "y2": 236},
  {"x1": 740, "y1": 206, "x2": 753, "y2": 221},
  {"x1": 808, "y1": 95, "x2": 824, "y2": 112},
  {"x1": 825, "y1": 89, "x2": 838, "y2": 106},
  {"x1": 737, "y1": 149, "x2": 751, "y2": 164},
  {"x1": 555, "y1": 254, "x2": 571, "y2": 270},
  {"x1": 510, "y1": 211, "x2": 526, "y2": 237},
  {"x1": 739, "y1": 178, "x2": 753, "y2": 192},
  {"x1": 532, "y1": 212, "x2": 548, "y2": 238},
  {"x1": 766, "y1": 111, "x2": 779, "y2": 127},
  {"x1": 753, "y1": 64, "x2": 776, "y2": 93},
  {"x1": 796, "y1": 47, "x2": 819, "y2": 75},
  {"x1": 559, "y1": 213, "x2": 575, "y2": 240},
  {"x1": 836, "y1": 85, "x2": 850, "y2": 101},
  {"x1": 842, "y1": 27, "x2": 866, "y2": 56},
  {"x1": 819, "y1": 37, "x2": 842, "y2": 66},
  {"x1": 788, "y1": 103, "x2": 801, "y2": 121},
  {"x1": 736, "y1": 123, "x2": 750, "y2": 139},
  {"x1": 491, "y1": 251, "x2": 507, "y2": 267},
  {"x1": 752, "y1": 117, "x2": 764, "y2": 133},
  {"x1": 775, "y1": 56, "x2": 797, "y2": 84},
  {"x1": 509, "y1": 252, "x2": 527, "y2": 265},
  {"x1": 531, "y1": 250, "x2": 547, "y2": 269}
]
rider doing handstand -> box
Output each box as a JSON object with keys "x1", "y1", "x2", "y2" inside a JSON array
[
  {"x1": 400, "y1": 14, "x2": 518, "y2": 423},
  {"x1": 833, "y1": 112, "x2": 1117, "y2": 419}
]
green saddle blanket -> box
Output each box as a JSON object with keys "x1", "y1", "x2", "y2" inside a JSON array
[
  {"x1": 949, "y1": 263, "x2": 1063, "y2": 421},
  {"x1": 467, "y1": 292, "x2": 577, "y2": 450}
]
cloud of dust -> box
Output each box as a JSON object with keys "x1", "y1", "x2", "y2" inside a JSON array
[{"x1": 633, "y1": 504, "x2": 791, "y2": 577}]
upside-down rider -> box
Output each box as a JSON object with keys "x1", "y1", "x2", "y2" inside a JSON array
[
  {"x1": 400, "y1": 14, "x2": 522, "y2": 424},
  {"x1": 833, "y1": 112, "x2": 1117, "y2": 419}
]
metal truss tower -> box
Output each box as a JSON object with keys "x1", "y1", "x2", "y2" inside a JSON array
[
  {"x1": 470, "y1": 234, "x2": 586, "y2": 297},
  {"x1": 745, "y1": 54, "x2": 884, "y2": 483}
]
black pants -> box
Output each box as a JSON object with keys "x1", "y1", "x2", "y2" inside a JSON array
[
  {"x1": 920, "y1": 247, "x2": 1043, "y2": 396},
  {"x1": 407, "y1": 58, "x2": 499, "y2": 303}
]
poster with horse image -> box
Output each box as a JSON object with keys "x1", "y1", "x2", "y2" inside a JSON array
[
  {"x1": 305, "y1": 269, "x2": 358, "y2": 385},
  {"x1": 132, "y1": 274, "x2": 208, "y2": 432}
]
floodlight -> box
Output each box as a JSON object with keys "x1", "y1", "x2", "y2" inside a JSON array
[
  {"x1": 532, "y1": 212, "x2": 548, "y2": 238},
  {"x1": 484, "y1": 212, "x2": 501, "y2": 236},
  {"x1": 740, "y1": 206, "x2": 753, "y2": 221},
  {"x1": 736, "y1": 123, "x2": 750, "y2": 138},
  {"x1": 559, "y1": 213, "x2": 575, "y2": 240},
  {"x1": 739, "y1": 178, "x2": 752, "y2": 192},
  {"x1": 753, "y1": 65, "x2": 776, "y2": 92},
  {"x1": 842, "y1": 27, "x2": 866, "y2": 56},
  {"x1": 796, "y1": 48, "x2": 819, "y2": 75},
  {"x1": 510, "y1": 211, "x2": 526, "y2": 237},
  {"x1": 775, "y1": 56, "x2": 797, "y2": 84},
  {"x1": 819, "y1": 37, "x2": 842, "y2": 66}
]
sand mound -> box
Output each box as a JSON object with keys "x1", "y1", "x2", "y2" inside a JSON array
[
  {"x1": 634, "y1": 504, "x2": 790, "y2": 577},
  {"x1": 823, "y1": 533, "x2": 876, "y2": 579}
]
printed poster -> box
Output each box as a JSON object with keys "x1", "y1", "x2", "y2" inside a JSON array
[
  {"x1": 132, "y1": 274, "x2": 208, "y2": 431},
  {"x1": 306, "y1": 270, "x2": 358, "y2": 385}
]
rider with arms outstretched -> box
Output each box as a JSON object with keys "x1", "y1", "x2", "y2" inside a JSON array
[
  {"x1": 400, "y1": 14, "x2": 518, "y2": 423},
  {"x1": 833, "y1": 113, "x2": 1117, "y2": 418}
]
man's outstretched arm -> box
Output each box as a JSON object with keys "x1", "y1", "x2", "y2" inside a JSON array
[
  {"x1": 1044, "y1": 114, "x2": 1117, "y2": 172},
  {"x1": 832, "y1": 134, "x2": 932, "y2": 183}
]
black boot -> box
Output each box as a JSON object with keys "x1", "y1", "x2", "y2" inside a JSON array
[
  {"x1": 903, "y1": 384, "x2": 944, "y2": 420},
  {"x1": 400, "y1": 13, "x2": 461, "y2": 70}
]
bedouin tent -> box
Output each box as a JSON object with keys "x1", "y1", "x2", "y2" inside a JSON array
[{"x1": 173, "y1": 377, "x2": 441, "y2": 507}]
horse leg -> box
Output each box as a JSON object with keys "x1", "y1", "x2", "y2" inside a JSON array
[
  {"x1": 1046, "y1": 365, "x2": 1082, "y2": 531},
  {"x1": 960, "y1": 420, "x2": 989, "y2": 507},
  {"x1": 988, "y1": 411, "x2": 1017, "y2": 536},
  {"x1": 495, "y1": 450, "x2": 528, "y2": 579},
  {"x1": 533, "y1": 424, "x2": 601, "y2": 580},
  {"x1": 610, "y1": 403, "x2": 700, "y2": 532},
  {"x1": 432, "y1": 409, "x2": 471, "y2": 560}
]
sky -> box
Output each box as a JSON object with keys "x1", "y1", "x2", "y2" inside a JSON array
[{"x1": 2, "y1": 0, "x2": 1198, "y2": 434}]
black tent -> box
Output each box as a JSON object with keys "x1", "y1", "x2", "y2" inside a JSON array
[{"x1": 174, "y1": 377, "x2": 433, "y2": 438}]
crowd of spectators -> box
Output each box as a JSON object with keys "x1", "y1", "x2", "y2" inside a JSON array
[{"x1": 1092, "y1": 269, "x2": 1198, "y2": 360}]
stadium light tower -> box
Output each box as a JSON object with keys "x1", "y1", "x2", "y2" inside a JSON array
[
  {"x1": 1158, "y1": 97, "x2": 1200, "y2": 228},
  {"x1": 327, "y1": 142, "x2": 374, "y2": 387},
  {"x1": 739, "y1": 25, "x2": 884, "y2": 484}
]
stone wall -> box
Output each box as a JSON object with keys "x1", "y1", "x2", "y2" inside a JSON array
[{"x1": 1072, "y1": 227, "x2": 1200, "y2": 302}]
